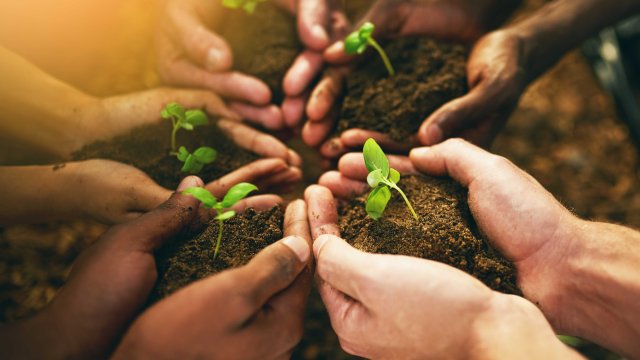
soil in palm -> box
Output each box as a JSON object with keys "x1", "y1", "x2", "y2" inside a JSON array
[
  {"x1": 218, "y1": 2, "x2": 302, "y2": 104},
  {"x1": 339, "y1": 174, "x2": 520, "y2": 294},
  {"x1": 337, "y1": 37, "x2": 468, "y2": 142},
  {"x1": 72, "y1": 121, "x2": 258, "y2": 189}
]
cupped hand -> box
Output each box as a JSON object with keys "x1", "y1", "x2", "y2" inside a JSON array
[
  {"x1": 303, "y1": 184, "x2": 576, "y2": 359},
  {"x1": 318, "y1": 138, "x2": 584, "y2": 333},
  {"x1": 0, "y1": 177, "x2": 204, "y2": 358},
  {"x1": 304, "y1": 0, "x2": 523, "y2": 154},
  {"x1": 155, "y1": 0, "x2": 283, "y2": 128},
  {"x1": 113, "y1": 199, "x2": 313, "y2": 359}
]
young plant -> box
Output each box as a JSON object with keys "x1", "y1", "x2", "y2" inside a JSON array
[
  {"x1": 344, "y1": 22, "x2": 395, "y2": 76},
  {"x1": 161, "y1": 102, "x2": 208, "y2": 153},
  {"x1": 183, "y1": 183, "x2": 258, "y2": 259},
  {"x1": 363, "y1": 138, "x2": 418, "y2": 220},
  {"x1": 222, "y1": 0, "x2": 266, "y2": 13},
  {"x1": 175, "y1": 146, "x2": 217, "y2": 174}
]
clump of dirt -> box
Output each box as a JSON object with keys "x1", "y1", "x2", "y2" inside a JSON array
[
  {"x1": 218, "y1": 2, "x2": 303, "y2": 104},
  {"x1": 337, "y1": 37, "x2": 468, "y2": 141},
  {"x1": 151, "y1": 206, "x2": 283, "y2": 300},
  {"x1": 72, "y1": 121, "x2": 258, "y2": 189},
  {"x1": 339, "y1": 174, "x2": 519, "y2": 294}
]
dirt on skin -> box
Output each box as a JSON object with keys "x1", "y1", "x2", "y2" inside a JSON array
[
  {"x1": 337, "y1": 37, "x2": 468, "y2": 141},
  {"x1": 218, "y1": 2, "x2": 302, "y2": 104},
  {"x1": 72, "y1": 121, "x2": 258, "y2": 190},
  {"x1": 338, "y1": 174, "x2": 520, "y2": 294},
  {"x1": 151, "y1": 206, "x2": 283, "y2": 301}
]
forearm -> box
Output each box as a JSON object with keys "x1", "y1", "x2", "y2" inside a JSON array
[
  {"x1": 0, "y1": 164, "x2": 81, "y2": 225},
  {"x1": 0, "y1": 46, "x2": 97, "y2": 160},
  {"x1": 549, "y1": 220, "x2": 640, "y2": 358},
  {"x1": 508, "y1": 0, "x2": 640, "y2": 80}
]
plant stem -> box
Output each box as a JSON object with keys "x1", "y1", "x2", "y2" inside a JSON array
[
  {"x1": 214, "y1": 219, "x2": 223, "y2": 259},
  {"x1": 170, "y1": 120, "x2": 178, "y2": 152},
  {"x1": 387, "y1": 182, "x2": 418, "y2": 220},
  {"x1": 367, "y1": 37, "x2": 395, "y2": 76}
]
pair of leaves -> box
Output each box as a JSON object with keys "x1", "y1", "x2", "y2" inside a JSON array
[
  {"x1": 183, "y1": 183, "x2": 258, "y2": 220},
  {"x1": 161, "y1": 102, "x2": 208, "y2": 131},
  {"x1": 176, "y1": 146, "x2": 217, "y2": 174},
  {"x1": 344, "y1": 22, "x2": 375, "y2": 55},
  {"x1": 222, "y1": 0, "x2": 265, "y2": 13}
]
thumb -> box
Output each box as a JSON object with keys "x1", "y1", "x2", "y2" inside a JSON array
[
  {"x1": 115, "y1": 176, "x2": 204, "y2": 253},
  {"x1": 175, "y1": 10, "x2": 233, "y2": 72},
  {"x1": 313, "y1": 234, "x2": 373, "y2": 302}
]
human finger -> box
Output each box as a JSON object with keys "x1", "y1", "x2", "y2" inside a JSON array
[
  {"x1": 283, "y1": 51, "x2": 324, "y2": 97},
  {"x1": 318, "y1": 171, "x2": 368, "y2": 199},
  {"x1": 304, "y1": 185, "x2": 340, "y2": 239},
  {"x1": 340, "y1": 129, "x2": 419, "y2": 153},
  {"x1": 204, "y1": 159, "x2": 289, "y2": 197},
  {"x1": 297, "y1": 0, "x2": 331, "y2": 51},
  {"x1": 217, "y1": 120, "x2": 300, "y2": 165},
  {"x1": 337, "y1": 152, "x2": 415, "y2": 180},
  {"x1": 228, "y1": 102, "x2": 285, "y2": 130}
]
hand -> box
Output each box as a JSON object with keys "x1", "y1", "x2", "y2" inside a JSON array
[
  {"x1": 318, "y1": 138, "x2": 582, "y2": 332},
  {"x1": 303, "y1": 184, "x2": 577, "y2": 359},
  {"x1": 304, "y1": 0, "x2": 522, "y2": 155},
  {"x1": 113, "y1": 200, "x2": 313, "y2": 359},
  {"x1": 64, "y1": 158, "x2": 294, "y2": 224},
  {"x1": 0, "y1": 177, "x2": 205, "y2": 358},
  {"x1": 155, "y1": 0, "x2": 282, "y2": 128}
]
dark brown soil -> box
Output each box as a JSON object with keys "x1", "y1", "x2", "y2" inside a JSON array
[
  {"x1": 338, "y1": 174, "x2": 519, "y2": 294},
  {"x1": 218, "y1": 2, "x2": 302, "y2": 104},
  {"x1": 151, "y1": 206, "x2": 283, "y2": 300},
  {"x1": 72, "y1": 121, "x2": 258, "y2": 190},
  {"x1": 337, "y1": 37, "x2": 468, "y2": 141}
]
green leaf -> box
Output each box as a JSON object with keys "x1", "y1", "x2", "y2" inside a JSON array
[
  {"x1": 222, "y1": 182, "x2": 258, "y2": 208},
  {"x1": 389, "y1": 168, "x2": 401, "y2": 184},
  {"x1": 363, "y1": 138, "x2": 389, "y2": 177},
  {"x1": 183, "y1": 187, "x2": 218, "y2": 208},
  {"x1": 367, "y1": 169, "x2": 384, "y2": 188},
  {"x1": 162, "y1": 102, "x2": 185, "y2": 120},
  {"x1": 359, "y1": 22, "x2": 375, "y2": 40},
  {"x1": 243, "y1": 1, "x2": 257, "y2": 13},
  {"x1": 193, "y1": 146, "x2": 217, "y2": 164},
  {"x1": 176, "y1": 146, "x2": 189, "y2": 162},
  {"x1": 215, "y1": 210, "x2": 236, "y2": 221},
  {"x1": 185, "y1": 109, "x2": 208, "y2": 126},
  {"x1": 366, "y1": 186, "x2": 391, "y2": 220},
  {"x1": 181, "y1": 154, "x2": 197, "y2": 173},
  {"x1": 344, "y1": 32, "x2": 365, "y2": 55},
  {"x1": 222, "y1": 0, "x2": 243, "y2": 9},
  {"x1": 181, "y1": 122, "x2": 194, "y2": 131}
]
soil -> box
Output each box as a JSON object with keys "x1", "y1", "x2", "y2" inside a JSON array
[
  {"x1": 338, "y1": 174, "x2": 519, "y2": 294},
  {"x1": 218, "y1": 2, "x2": 303, "y2": 104},
  {"x1": 72, "y1": 121, "x2": 258, "y2": 190},
  {"x1": 337, "y1": 37, "x2": 468, "y2": 141},
  {"x1": 151, "y1": 206, "x2": 283, "y2": 301}
]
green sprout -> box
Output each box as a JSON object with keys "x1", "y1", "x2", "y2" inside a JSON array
[
  {"x1": 222, "y1": 0, "x2": 266, "y2": 13},
  {"x1": 183, "y1": 183, "x2": 258, "y2": 259},
  {"x1": 344, "y1": 22, "x2": 395, "y2": 76},
  {"x1": 161, "y1": 102, "x2": 208, "y2": 153},
  {"x1": 175, "y1": 146, "x2": 217, "y2": 174},
  {"x1": 363, "y1": 138, "x2": 417, "y2": 220}
]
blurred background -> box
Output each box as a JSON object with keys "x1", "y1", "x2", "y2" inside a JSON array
[{"x1": 1, "y1": 0, "x2": 639, "y2": 358}]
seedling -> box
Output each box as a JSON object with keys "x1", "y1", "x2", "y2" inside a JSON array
[
  {"x1": 161, "y1": 102, "x2": 208, "y2": 153},
  {"x1": 222, "y1": 0, "x2": 266, "y2": 13},
  {"x1": 344, "y1": 22, "x2": 395, "y2": 76},
  {"x1": 175, "y1": 146, "x2": 217, "y2": 174},
  {"x1": 183, "y1": 183, "x2": 258, "y2": 259},
  {"x1": 363, "y1": 138, "x2": 417, "y2": 220}
]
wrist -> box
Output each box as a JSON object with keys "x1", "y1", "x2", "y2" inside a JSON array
[{"x1": 469, "y1": 293, "x2": 581, "y2": 360}]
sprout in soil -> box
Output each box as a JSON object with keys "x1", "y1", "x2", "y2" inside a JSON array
[
  {"x1": 344, "y1": 22, "x2": 395, "y2": 76},
  {"x1": 161, "y1": 102, "x2": 208, "y2": 153},
  {"x1": 175, "y1": 146, "x2": 217, "y2": 174},
  {"x1": 183, "y1": 183, "x2": 258, "y2": 259},
  {"x1": 363, "y1": 138, "x2": 417, "y2": 220},
  {"x1": 222, "y1": 0, "x2": 266, "y2": 13}
]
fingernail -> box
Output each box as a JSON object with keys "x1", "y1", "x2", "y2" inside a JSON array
[
  {"x1": 206, "y1": 48, "x2": 222, "y2": 72},
  {"x1": 426, "y1": 124, "x2": 443, "y2": 145},
  {"x1": 313, "y1": 234, "x2": 331, "y2": 256},
  {"x1": 410, "y1": 147, "x2": 431, "y2": 159},
  {"x1": 311, "y1": 24, "x2": 329, "y2": 44},
  {"x1": 282, "y1": 236, "x2": 310, "y2": 263},
  {"x1": 177, "y1": 176, "x2": 204, "y2": 192}
]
